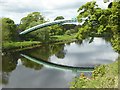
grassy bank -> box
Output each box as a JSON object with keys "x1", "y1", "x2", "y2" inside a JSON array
[
  {"x1": 50, "y1": 34, "x2": 77, "y2": 42},
  {"x1": 52, "y1": 34, "x2": 76, "y2": 41},
  {"x1": 2, "y1": 41, "x2": 41, "y2": 52},
  {"x1": 2, "y1": 34, "x2": 77, "y2": 52},
  {"x1": 70, "y1": 58, "x2": 119, "y2": 88}
]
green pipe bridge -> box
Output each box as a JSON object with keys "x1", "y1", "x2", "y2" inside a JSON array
[{"x1": 19, "y1": 19, "x2": 77, "y2": 35}]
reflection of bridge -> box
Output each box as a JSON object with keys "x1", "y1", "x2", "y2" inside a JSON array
[
  {"x1": 21, "y1": 54, "x2": 94, "y2": 72},
  {"x1": 19, "y1": 19, "x2": 78, "y2": 35}
]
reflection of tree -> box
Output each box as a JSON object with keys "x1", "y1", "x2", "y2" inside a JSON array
[
  {"x1": 22, "y1": 45, "x2": 51, "y2": 60},
  {"x1": 22, "y1": 44, "x2": 66, "y2": 60},
  {"x1": 75, "y1": 40, "x2": 83, "y2": 45},
  {"x1": 2, "y1": 72, "x2": 9, "y2": 85},
  {"x1": 50, "y1": 44, "x2": 65, "y2": 55},
  {"x1": 21, "y1": 57, "x2": 43, "y2": 70},
  {"x1": 66, "y1": 42, "x2": 71, "y2": 45},
  {"x1": 2, "y1": 55, "x2": 17, "y2": 72},
  {"x1": 55, "y1": 50, "x2": 66, "y2": 59},
  {"x1": 55, "y1": 45, "x2": 66, "y2": 59},
  {"x1": 2, "y1": 53, "x2": 18, "y2": 85},
  {"x1": 20, "y1": 44, "x2": 66, "y2": 70}
]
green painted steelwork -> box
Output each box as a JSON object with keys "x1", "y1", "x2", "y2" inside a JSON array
[
  {"x1": 21, "y1": 54, "x2": 94, "y2": 72},
  {"x1": 19, "y1": 19, "x2": 77, "y2": 35}
]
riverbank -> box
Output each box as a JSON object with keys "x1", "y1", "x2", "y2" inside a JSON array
[
  {"x1": 2, "y1": 34, "x2": 77, "y2": 53},
  {"x1": 51, "y1": 34, "x2": 76, "y2": 41},
  {"x1": 70, "y1": 58, "x2": 119, "y2": 88},
  {"x1": 50, "y1": 34, "x2": 77, "y2": 44},
  {"x1": 2, "y1": 41, "x2": 42, "y2": 52}
]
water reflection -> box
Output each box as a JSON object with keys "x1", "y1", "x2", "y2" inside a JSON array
[
  {"x1": 2, "y1": 38, "x2": 119, "y2": 88},
  {"x1": 2, "y1": 43, "x2": 67, "y2": 86},
  {"x1": 21, "y1": 54, "x2": 94, "y2": 72},
  {"x1": 50, "y1": 38, "x2": 118, "y2": 67},
  {"x1": 21, "y1": 57, "x2": 43, "y2": 70},
  {"x1": 22, "y1": 44, "x2": 65, "y2": 60},
  {"x1": 2, "y1": 53, "x2": 19, "y2": 85}
]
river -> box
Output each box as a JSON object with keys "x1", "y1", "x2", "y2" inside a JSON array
[{"x1": 2, "y1": 38, "x2": 118, "y2": 88}]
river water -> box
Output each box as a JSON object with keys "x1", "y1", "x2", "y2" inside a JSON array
[{"x1": 2, "y1": 38, "x2": 118, "y2": 88}]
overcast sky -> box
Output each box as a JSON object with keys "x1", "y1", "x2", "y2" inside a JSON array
[{"x1": 0, "y1": 0, "x2": 109, "y2": 24}]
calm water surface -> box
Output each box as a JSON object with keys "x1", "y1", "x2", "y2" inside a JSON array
[{"x1": 2, "y1": 38, "x2": 118, "y2": 88}]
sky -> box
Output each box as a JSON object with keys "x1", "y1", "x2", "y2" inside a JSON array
[{"x1": 0, "y1": 0, "x2": 110, "y2": 24}]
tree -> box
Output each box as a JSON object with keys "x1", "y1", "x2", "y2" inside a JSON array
[
  {"x1": 62, "y1": 24, "x2": 77, "y2": 31},
  {"x1": 19, "y1": 12, "x2": 45, "y2": 31},
  {"x1": 2, "y1": 18, "x2": 17, "y2": 42},
  {"x1": 19, "y1": 12, "x2": 49, "y2": 42},
  {"x1": 49, "y1": 16, "x2": 65, "y2": 36},
  {"x1": 103, "y1": 0, "x2": 120, "y2": 3},
  {"x1": 49, "y1": 25, "x2": 63, "y2": 35},
  {"x1": 76, "y1": 1, "x2": 120, "y2": 53},
  {"x1": 54, "y1": 16, "x2": 64, "y2": 21}
]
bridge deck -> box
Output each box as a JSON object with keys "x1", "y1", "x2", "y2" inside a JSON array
[{"x1": 19, "y1": 19, "x2": 77, "y2": 35}]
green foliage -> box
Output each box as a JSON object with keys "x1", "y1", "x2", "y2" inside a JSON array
[
  {"x1": 71, "y1": 56, "x2": 119, "y2": 88},
  {"x1": 2, "y1": 41, "x2": 41, "y2": 51},
  {"x1": 49, "y1": 16, "x2": 65, "y2": 36},
  {"x1": 71, "y1": 2, "x2": 120, "y2": 88},
  {"x1": 104, "y1": 0, "x2": 120, "y2": 3},
  {"x1": 18, "y1": 12, "x2": 51, "y2": 42},
  {"x1": 77, "y1": 1, "x2": 98, "y2": 21},
  {"x1": 25, "y1": 27, "x2": 50, "y2": 42},
  {"x1": 54, "y1": 16, "x2": 64, "y2": 21},
  {"x1": 19, "y1": 14, "x2": 66, "y2": 42},
  {"x1": 111, "y1": 34, "x2": 120, "y2": 53},
  {"x1": 77, "y1": 1, "x2": 120, "y2": 53},
  {"x1": 62, "y1": 24, "x2": 77, "y2": 32},
  {"x1": 1, "y1": 18, "x2": 17, "y2": 42},
  {"x1": 51, "y1": 34, "x2": 76, "y2": 42},
  {"x1": 64, "y1": 29, "x2": 78, "y2": 35},
  {"x1": 49, "y1": 24, "x2": 63, "y2": 36},
  {"x1": 19, "y1": 12, "x2": 45, "y2": 31},
  {"x1": 65, "y1": 30, "x2": 71, "y2": 35}
]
